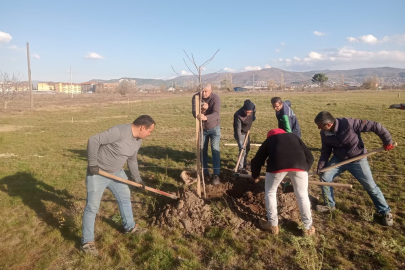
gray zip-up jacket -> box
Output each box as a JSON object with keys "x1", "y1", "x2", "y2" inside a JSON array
[
  {"x1": 192, "y1": 92, "x2": 221, "y2": 130},
  {"x1": 317, "y1": 118, "x2": 393, "y2": 171},
  {"x1": 87, "y1": 124, "x2": 143, "y2": 183}
]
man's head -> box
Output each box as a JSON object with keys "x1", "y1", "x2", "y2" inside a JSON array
[
  {"x1": 132, "y1": 115, "x2": 156, "y2": 139},
  {"x1": 243, "y1": 99, "x2": 255, "y2": 116},
  {"x1": 314, "y1": 111, "x2": 335, "y2": 131},
  {"x1": 271, "y1": 97, "x2": 283, "y2": 112},
  {"x1": 267, "y1": 128, "x2": 286, "y2": 138},
  {"x1": 202, "y1": 83, "x2": 212, "y2": 99}
]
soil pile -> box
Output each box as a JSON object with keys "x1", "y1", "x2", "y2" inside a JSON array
[{"x1": 155, "y1": 170, "x2": 303, "y2": 235}]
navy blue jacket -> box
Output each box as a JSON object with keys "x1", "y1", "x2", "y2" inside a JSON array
[{"x1": 276, "y1": 100, "x2": 301, "y2": 138}]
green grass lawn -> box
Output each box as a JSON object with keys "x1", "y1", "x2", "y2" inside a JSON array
[{"x1": 0, "y1": 91, "x2": 404, "y2": 269}]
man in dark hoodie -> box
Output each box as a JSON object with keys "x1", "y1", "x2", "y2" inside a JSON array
[
  {"x1": 233, "y1": 99, "x2": 256, "y2": 172},
  {"x1": 314, "y1": 111, "x2": 395, "y2": 226},
  {"x1": 251, "y1": 128, "x2": 315, "y2": 235},
  {"x1": 271, "y1": 97, "x2": 301, "y2": 138},
  {"x1": 192, "y1": 83, "x2": 221, "y2": 185}
]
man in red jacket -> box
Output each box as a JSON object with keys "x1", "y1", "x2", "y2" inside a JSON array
[
  {"x1": 314, "y1": 111, "x2": 395, "y2": 226},
  {"x1": 251, "y1": 129, "x2": 315, "y2": 235}
]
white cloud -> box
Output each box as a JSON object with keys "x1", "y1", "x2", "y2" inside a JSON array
[
  {"x1": 285, "y1": 59, "x2": 291, "y2": 63},
  {"x1": 181, "y1": 70, "x2": 193, "y2": 75},
  {"x1": 32, "y1": 54, "x2": 40, "y2": 59},
  {"x1": 83, "y1": 52, "x2": 104, "y2": 59},
  {"x1": 277, "y1": 47, "x2": 405, "y2": 70},
  {"x1": 243, "y1": 66, "x2": 261, "y2": 71},
  {"x1": 313, "y1": 31, "x2": 325, "y2": 36},
  {"x1": 281, "y1": 42, "x2": 285, "y2": 46},
  {"x1": 275, "y1": 49, "x2": 280, "y2": 53},
  {"x1": 347, "y1": 34, "x2": 378, "y2": 44},
  {"x1": 278, "y1": 58, "x2": 283, "y2": 62},
  {"x1": 264, "y1": 64, "x2": 271, "y2": 68},
  {"x1": 380, "y1": 33, "x2": 405, "y2": 45},
  {"x1": 224, "y1": 67, "x2": 236, "y2": 72},
  {"x1": 0, "y1": 31, "x2": 12, "y2": 43},
  {"x1": 308, "y1": 51, "x2": 322, "y2": 60},
  {"x1": 7, "y1": 45, "x2": 24, "y2": 51}
]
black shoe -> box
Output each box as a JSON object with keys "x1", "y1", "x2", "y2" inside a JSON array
[{"x1": 212, "y1": 175, "x2": 220, "y2": 185}]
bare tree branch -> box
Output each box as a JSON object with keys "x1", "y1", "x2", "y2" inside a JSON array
[
  {"x1": 183, "y1": 58, "x2": 198, "y2": 77},
  {"x1": 183, "y1": 50, "x2": 199, "y2": 71},
  {"x1": 171, "y1": 65, "x2": 181, "y2": 77},
  {"x1": 201, "y1": 49, "x2": 220, "y2": 67}
]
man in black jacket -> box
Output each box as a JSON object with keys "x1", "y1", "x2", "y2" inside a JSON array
[
  {"x1": 251, "y1": 128, "x2": 314, "y2": 235},
  {"x1": 233, "y1": 99, "x2": 256, "y2": 173},
  {"x1": 271, "y1": 97, "x2": 301, "y2": 138}
]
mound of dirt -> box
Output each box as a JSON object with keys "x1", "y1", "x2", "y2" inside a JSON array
[{"x1": 155, "y1": 170, "x2": 303, "y2": 235}]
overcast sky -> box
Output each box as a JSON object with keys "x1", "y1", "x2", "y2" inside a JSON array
[{"x1": 1, "y1": 0, "x2": 404, "y2": 82}]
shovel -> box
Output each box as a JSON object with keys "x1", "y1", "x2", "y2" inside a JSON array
[
  {"x1": 234, "y1": 130, "x2": 250, "y2": 172},
  {"x1": 98, "y1": 170, "x2": 178, "y2": 200},
  {"x1": 237, "y1": 142, "x2": 398, "y2": 192}
]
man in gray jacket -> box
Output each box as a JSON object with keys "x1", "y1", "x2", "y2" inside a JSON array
[
  {"x1": 314, "y1": 111, "x2": 395, "y2": 226},
  {"x1": 233, "y1": 99, "x2": 256, "y2": 172},
  {"x1": 192, "y1": 83, "x2": 221, "y2": 185},
  {"x1": 81, "y1": 115, "x2": 155, "y2": 256}
]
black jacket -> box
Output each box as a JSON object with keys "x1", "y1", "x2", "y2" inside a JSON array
[
  {"x1": 275, "y1": 100, "x2": 302, "y2": 138},
  {"x1": 251, "y1": 133, "x2": 314, "y2": 179},
  {"x1": 233, "y1": 106, "x2": 256, "y2": 142}
]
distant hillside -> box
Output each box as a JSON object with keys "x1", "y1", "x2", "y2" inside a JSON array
[{"x1": 89, "y1": 67, "x2": 405, "y2": 88}]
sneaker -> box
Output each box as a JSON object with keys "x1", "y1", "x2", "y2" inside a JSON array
[
  {"x1": 126, "y1": 224, "x2": 148, "y2": 235},
  {"x1": 303, "y1": 226, "x2": 316, "y2": 236},
  {"x1": 238, "y1": 168, "x2": 248, "y2": 174},
  {"x1": 315, "y1": 205, "x2": 336, "y2": 213},
  {"x1": 258, "y1": 219, "x2": 279, "y2": 235},
  {"x1": 381, "y1": 213, "x2": 393, "y2": 226},
  {"x1": 81, "y1": 242, "x2": 99, "y2": 256},
  {"x1": 212, "y1": 175, "x2": 220, "y2": 185}
]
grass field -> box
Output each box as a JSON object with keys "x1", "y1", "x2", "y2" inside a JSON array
[{"x1": 0, "y1": 91, "x2": 404, "y2": 269}]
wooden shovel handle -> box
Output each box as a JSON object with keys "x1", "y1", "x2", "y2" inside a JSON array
[
  {"x1": 98, "y1": 170, "x2": 178, "y2": 200},
  {"x1": 234, "y1": 130, "x2": 250, "y2": 172},
  {"x1": 237, "y1": 173, "x2": 352, "y2": 188}
]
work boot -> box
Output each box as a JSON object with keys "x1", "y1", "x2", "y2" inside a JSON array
[
  {"x1": 302, "y1": 226, "x2": 316, "y2": 236},
  {"x1": 212, "y1": 175, "x2": 220, "y2": 185},
  {"x1": 315, "y1": 205, "x2": 336, "y2": 213},
  {"x1": 81, "y1": 242, "x2": 99, "y2": 256},
  {"x1": 381, "y1": 213, "x2": 393, "y2": 226},
  {"x1": 259, "y1": 219, "x2": 279, "y2": 235},
  {"x1": 126, "y1": 224, "x2": 148, "y2": 235}
]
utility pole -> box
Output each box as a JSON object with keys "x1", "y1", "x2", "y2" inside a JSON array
[
  {"x1": 27, "y1": 42, "x2": 34, "y2": 109},
  {"x1": 70, "y1": 66, "x2": 73, "y2": 98},
  {"x1": 280, "y1": 72, "x2": 285, "y2": 91},
  {"x1": 252, "y1": 71, "x2": 255, "y2": 91}
]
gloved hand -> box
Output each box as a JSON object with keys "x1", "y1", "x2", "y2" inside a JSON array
[
  {"x1": 88, "y1": 165, "x2": 99, "y2": 175},
  {"x1": 137, "y1": 180, "x2": 146, "y2": 190},
  {"x1": 384, "y1": 144, "x2": 395, "y2": 151}
]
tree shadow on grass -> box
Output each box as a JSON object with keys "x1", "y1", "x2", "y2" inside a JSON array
[{"x1": 0, "y1": 172, "x2": 81, "y2": 244}]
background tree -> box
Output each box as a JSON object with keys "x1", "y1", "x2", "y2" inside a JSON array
[
  {"x1": 267, "y1": 79, "x2": 275, "y2": 91},
  {"x1": 0, "y1": 72, "x2": 22, "y2": 109},
  {"x1": 117, "y1": 79, "x2": 137, "y2": 95},
  {"x1": 312, "y1": 73, "x2": 329, "y2": 88}
]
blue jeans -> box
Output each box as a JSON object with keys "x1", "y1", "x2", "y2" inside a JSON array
[
  {"x1": 320, "y1": 156, "x2": 391, "y2": 214},
  {"x1": 82, "y1": 169, "x2": 136, "y2": 244},
  {"x1": 234, "y1": 133, "x2": 250, "y2": 170},
  {"x1": 202, "y1": 126, "x2": 221, "y2": 176}
]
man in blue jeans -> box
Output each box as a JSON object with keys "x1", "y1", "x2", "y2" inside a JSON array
[
  {"x1": 314, "y1": 111, "x2": 395, "y2": 226},
  {"x1": 192, "y1": 83, "x2": 221, "y2": 185},
  {"x1": 81, "y1": 115, "x2": 155, "y2": 256}
]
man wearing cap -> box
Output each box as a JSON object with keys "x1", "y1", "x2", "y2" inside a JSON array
[
  {"x1": 251, "y1": 128, "x2": 315, "y2": 235},
  {"x1": 192, "y1": 83, "x2": 221, "y2": 185},
  {"x1": 233, "y1": 99, "x2": 256, "y2": 173},
  {"x1": 314, "y1": 111, "x2": 395, "y2": 226},
  {"x1": 271, "y1": 97, "x2": 301, "y2": 138}
]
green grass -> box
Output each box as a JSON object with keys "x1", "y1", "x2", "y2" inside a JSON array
[{"x1": 0, "y1": 91, "x2": 404, "y2": 269}]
